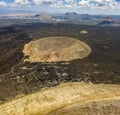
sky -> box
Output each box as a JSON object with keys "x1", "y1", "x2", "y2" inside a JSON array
[{"x1": 0, "y1": 0, "x2": 120, "y2": 14}]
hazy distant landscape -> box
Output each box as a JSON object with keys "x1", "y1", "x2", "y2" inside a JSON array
[{"x1": 0, "y1": 12, "x2": 120, "y2": 27}]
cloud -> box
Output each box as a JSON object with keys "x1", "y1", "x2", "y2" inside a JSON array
[
  {"x1": 0, "y1": 1, "x2": 7, "y2": 6},
  {"x1": 0, "y1": 0, "x2": 119, "y2": 8},
  {"x1": 78, "y1": 0, "x2": 90, "y2": 7},
  {"x1": 32, "y1": 0, "x2": 53, "y2": 5},
  {"x1": 14, "y1": 0, "x2": 30, "y2": 5},
  {"x1": 88, "y1": 0, "x2": 119, "y2": 8},
  {"x1": 0, "y1": 0, "x2": 120, "y2": 15},
  {"x1": 47, "y1": 0, "x2": 120, "y2": 9}
]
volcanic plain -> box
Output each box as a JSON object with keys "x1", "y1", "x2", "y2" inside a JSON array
[{"x1": 0, "y1": 23, "x2": 120, "y2": 114}]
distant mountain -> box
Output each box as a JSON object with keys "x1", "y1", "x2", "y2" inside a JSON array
[
  {"x1": 98, "y1": 21, "x2": 113, "y2": 26},
  {"x1": 40, "y1": 13, "x2": 52, "y2": 21},
  {"x1": 34, "y1": 14, "x2": 41, "y2": 18},
  {"x1": 0, "y1": 12, "x2": 120, "y2": 26},
  {"x1": 0, "y1": 9, "x2": 36, "y2": 15},
  {"x1": 33, "y1": 13, "x2": 52, "y2": 21},
  {"x1": 65, "y1": 12, "x2": 78, "y2": 16}
]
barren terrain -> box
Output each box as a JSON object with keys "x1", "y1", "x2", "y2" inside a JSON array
[
  {"x1": 0, "y1": 22, "x2": 120, "y2": 114},
  {"x1": 23, "y1": 37, "x2": 91, "y2": 62},
  {"x1": 0, "y1": 82, "x2": 120, "y2": 115}
]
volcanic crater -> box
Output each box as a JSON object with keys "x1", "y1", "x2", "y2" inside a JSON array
[{"x1": 23, "y1": 37, "x2": 91, "y2": 62}]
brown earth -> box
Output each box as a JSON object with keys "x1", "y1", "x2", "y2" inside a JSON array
[
  {"x1": 0, "y1": 82, "x2": 120, "y2": 115},
  {"x1": 23, "y1": 37, "x2": 91, "y2": 62}
]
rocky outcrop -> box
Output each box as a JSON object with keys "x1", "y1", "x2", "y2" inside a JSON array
[
  {"x1": 23, "y1": 37, "x2": 91, "y2": 62},
  {"x1": 80, "y1": 30, "x2": 88, "y2": 34},
  {"x1": 0, "y1": 82, "x2": 120, "y2": 115}
]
